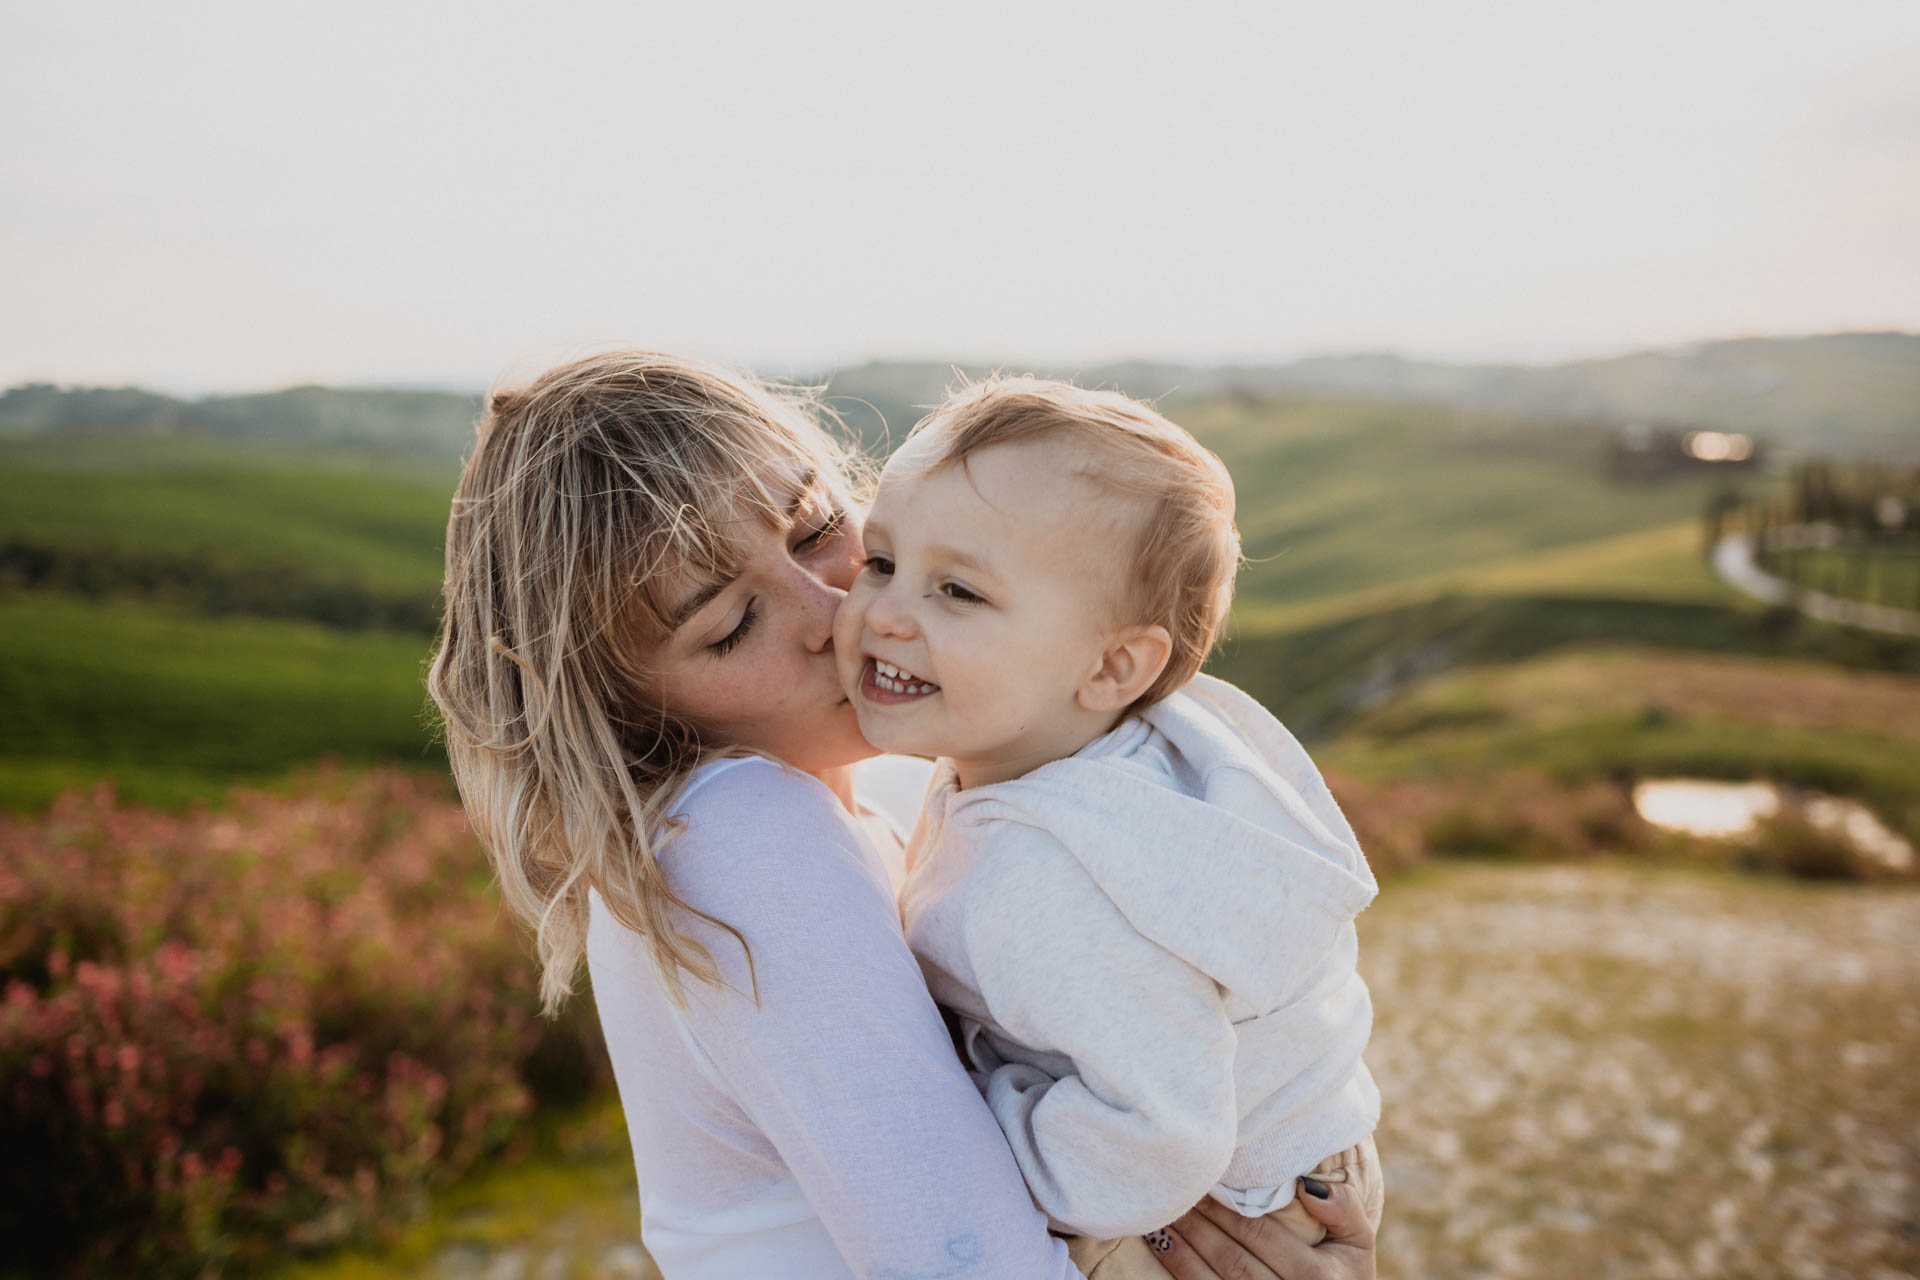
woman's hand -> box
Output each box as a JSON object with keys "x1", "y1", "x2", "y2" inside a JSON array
[{"x1": 1156, "y1": 1180, "x2": 1376, "y2": 1280}]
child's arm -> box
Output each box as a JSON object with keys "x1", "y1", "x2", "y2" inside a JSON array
[{"x1": 964, "y1": 826, "x2": 1241, "y2": 1239}]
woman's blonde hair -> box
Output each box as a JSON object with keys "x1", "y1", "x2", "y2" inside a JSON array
[{"x1": 427, "y1": 350, "x2": 861, "y2": 1015}]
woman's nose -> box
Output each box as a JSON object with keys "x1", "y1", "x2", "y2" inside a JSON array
[
  {"x1": 797, "y1": 565, "x2": 846, "y2": 653},
  {"x1": 814, "y1": 540, "x2": 861, "y2": 594}
]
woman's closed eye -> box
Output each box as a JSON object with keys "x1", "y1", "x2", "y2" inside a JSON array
[{"x1": 707, "y1": 601, "x2": 758, "y2": 656}]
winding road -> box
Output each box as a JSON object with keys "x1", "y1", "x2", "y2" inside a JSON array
[{"x1": 1710, "y1": 532, "x2": 1920, "y2": 638}]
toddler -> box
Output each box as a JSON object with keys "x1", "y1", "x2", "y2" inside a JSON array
[{"x1": 833, "y1": 379, "x2": 1385, "y2": 1278}]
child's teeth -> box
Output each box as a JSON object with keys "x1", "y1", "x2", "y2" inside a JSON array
[{"x1": 868, "y1": 660, "x2": 938, "y2": 696}]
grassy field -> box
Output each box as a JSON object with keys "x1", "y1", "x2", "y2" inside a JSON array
[
  {"x1": 1179, "y1": 397, "x2": 1736, "y2": 609},
  {"x1": 0, "y1": 429, "x2": 455, "y2": 809},
  {"x1": 1231, "y1": 519, "x2": 1725, "y2": 634},
  {"x1": 0, "y1": 445, "x2": 451, "y2": 594},
  {"x1": 265, "y1": 860, "x2": 1920, "y2": 1280},
  {"x1": 0, "y1": 595, "x2": 440, "y2": 809}
]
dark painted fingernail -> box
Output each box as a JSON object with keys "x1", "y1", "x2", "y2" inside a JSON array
[
  {"x1": 1301, "y1": 1176, "x2": 1331, "y2": 1199},
  {"x1": 1144, "y1": 1229, "x2": 1174, "y2": 1253}
]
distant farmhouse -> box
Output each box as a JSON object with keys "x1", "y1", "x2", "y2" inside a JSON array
[{"x1": 1607, "y1": 422, "x2": 1765, "y2": 482}]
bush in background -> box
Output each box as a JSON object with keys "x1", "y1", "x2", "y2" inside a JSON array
[
  {"x1": 1330, "y1": 766, "x2": 1908, "y2": 883},
  {"x1": 1732, "y1": 811, "x2": 1885, "y2": 881},
  {"x1": 1328, "y1": 767, "x2": 1653, "y2": 870},
  {"x1": 0, "y1": 767, "x2": 608, "y2": 1276}
]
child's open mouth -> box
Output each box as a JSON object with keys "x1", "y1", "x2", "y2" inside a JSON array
[{"x1": 861, "y1": 658, "x2": 941, "y2": 704}]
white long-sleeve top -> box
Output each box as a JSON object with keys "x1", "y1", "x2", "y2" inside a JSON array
[
  {"x1": 586, "y1": 754, "x2": 1079, "y2": 1280},
  {"x1": 900, "y1": 675, "x2": 1381, "y2": 1240}
]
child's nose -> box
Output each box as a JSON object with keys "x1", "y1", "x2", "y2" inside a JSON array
[{"x1": 866, "y1": 587, "x2": 916, "y2": 638}]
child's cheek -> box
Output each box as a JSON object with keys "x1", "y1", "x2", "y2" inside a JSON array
[{"x1": 831, "y1": 596, "x2": 866, "y2": 668}]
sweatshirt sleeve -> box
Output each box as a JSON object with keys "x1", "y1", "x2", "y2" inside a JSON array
[
  {"x1": 961, "y1": 821, "x2": 1241, "y2": 1239},
  {"x1": 662, "y1": 762, "x2": 1078, "y2": 1280}
]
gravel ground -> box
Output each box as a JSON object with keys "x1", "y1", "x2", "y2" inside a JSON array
[{"x1": 1363, "y1": 862, "x2": 1920, "y2": 1279}]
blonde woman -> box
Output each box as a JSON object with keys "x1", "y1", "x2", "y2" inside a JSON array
[{"x1": 428, "y1": 351, "x2": 1375, "y2": 1280}]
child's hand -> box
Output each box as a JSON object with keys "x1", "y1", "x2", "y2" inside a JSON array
[{"x1": 1155, "y1": 1179, "x2": 1377, "y2": 1280}]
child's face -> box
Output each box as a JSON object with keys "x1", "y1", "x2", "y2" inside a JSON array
[{"x1": 834, "y1": 434, "x2": 1134, "y2": 788}]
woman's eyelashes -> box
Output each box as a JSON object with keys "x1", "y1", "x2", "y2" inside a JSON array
[
  {"x1": 699, "y1": 507, "x2": 843, "y2": 660},
  {"x1": 794, "y1": 507, "x2": 845, "y2": 552},
  {"x1": 708, "y1": 601, "x2": 758, "y2": 656}
]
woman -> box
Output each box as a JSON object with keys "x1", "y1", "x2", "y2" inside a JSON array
[{"x1": 428, "y1": 351, "x2": 1375, "y2": 1279}]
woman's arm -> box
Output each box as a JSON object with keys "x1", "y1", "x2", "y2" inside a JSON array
[{"x1": 663, "y1": 763, "x2": 1080, "y2": 1279}]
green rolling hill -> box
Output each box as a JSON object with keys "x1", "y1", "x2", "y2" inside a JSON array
[{"x1": 2, "y1": 345, "x2": 1916, "y2": 810}]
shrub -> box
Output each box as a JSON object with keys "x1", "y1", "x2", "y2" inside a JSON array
[
  {"x1": 0, "y1": 767, "x2": 608, "y2": 1276},
  {"x1": 1325, "y1": 769, "x2": 1440, "y2": 875},
  {"x1": 1733, "y1": 812, "x2": 1877, "y2": 882},
  {"x1": 1327, "y1": 768, "x2": 1653, "y2": 868}
]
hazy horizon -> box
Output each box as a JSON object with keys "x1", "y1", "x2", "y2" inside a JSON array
[
  {"x1": 7, "y1": 1, "x2": 1918, "y2": 391},
  {"x1": 3, "y1": 326, "x2": 1912, "y2": 402}
]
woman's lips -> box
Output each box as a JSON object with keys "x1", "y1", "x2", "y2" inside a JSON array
[{"x1": 859, "y1": 658, "x2": 940, "y2": 706}]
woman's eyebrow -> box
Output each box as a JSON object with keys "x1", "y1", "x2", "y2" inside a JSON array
[
  {"x1": 668, "y1": 471, "x2": 819, "y2": 631},
  {"x1": 669, "y1": 578, "x2": 732, "y2": 631}
]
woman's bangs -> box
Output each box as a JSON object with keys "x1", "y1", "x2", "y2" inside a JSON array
[{"x1": 617, "y1": 464, "x2": 777, "y2": 643}]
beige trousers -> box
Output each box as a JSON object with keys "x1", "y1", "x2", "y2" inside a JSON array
[{"x1": 1063, "y1": 1136, "x2": 1386, "y2": 1280}]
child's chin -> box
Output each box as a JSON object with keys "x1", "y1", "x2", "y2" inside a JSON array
[{"x1": 856, "y1": 716, "x2": 936, "y2": 758}]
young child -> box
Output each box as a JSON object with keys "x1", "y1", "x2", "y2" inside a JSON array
[{"x1": 833, "y1": 378, "x2": 1384, "y2": 1278}]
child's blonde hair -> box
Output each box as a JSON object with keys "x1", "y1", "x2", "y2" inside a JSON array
[
  {"x1": 427, "y1": 350, "x2": 863, "y2": 1014},
  {"x1": 910, "y1": 376, "x2": 1239, "y2": 708}
]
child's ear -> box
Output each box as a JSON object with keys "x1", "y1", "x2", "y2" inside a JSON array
[{"x1": 1077, "y1": 624, "x2": 1174, "y2": 714}]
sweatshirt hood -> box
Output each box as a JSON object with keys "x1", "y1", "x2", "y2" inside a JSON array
[{"x1": 943, "y1": 674, "x2": 1377, "y2": 1012}]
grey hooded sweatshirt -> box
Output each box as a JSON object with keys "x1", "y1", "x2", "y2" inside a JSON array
[{"x1": 899, "y1": 674, "x2": 1380, "y2": 1239}]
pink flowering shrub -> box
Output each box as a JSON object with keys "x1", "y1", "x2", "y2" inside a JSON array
[{"x1": 0, "y1": 767, "x2": 608, "y2": 1276}]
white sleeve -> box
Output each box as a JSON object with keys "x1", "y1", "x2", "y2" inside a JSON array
[
  {"x1": 964, "y1": 825, "x2": 1241, "y2": 1239},
  {"x1": 662, "y1": 763, "x2": 1079, "y2": 1280}
]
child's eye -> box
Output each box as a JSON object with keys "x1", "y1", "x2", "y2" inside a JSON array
[
  {"x1": 863, "y1": 554, "x2": 894, "y2": 577},
  {"x1": 795, "y1": 508, "x2": 845, "y2": 552},
  {"x1": 941, "y1": 582, "x2": 985, "y2": 605}
]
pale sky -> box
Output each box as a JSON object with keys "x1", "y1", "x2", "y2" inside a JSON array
[{"x1": 5, "y1": 0, "x2": 1918, "y2": 391}]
